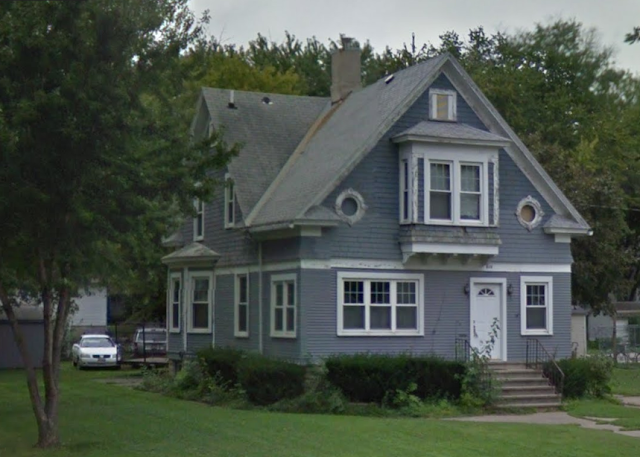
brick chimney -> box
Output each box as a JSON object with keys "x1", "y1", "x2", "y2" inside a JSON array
[{"x1": 330, "y1": 36, "x2": 361, "y2": 103}]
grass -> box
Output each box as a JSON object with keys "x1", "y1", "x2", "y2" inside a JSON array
[
  {"x1": 566, "y1": 398, "x2": 640, "y2": 430},
  {"x1": 2, "y1": 364, "x2": 640, "y2": 456},
  {"x1": 611, "y1": 366, "x2": 640, "y2": 396}
]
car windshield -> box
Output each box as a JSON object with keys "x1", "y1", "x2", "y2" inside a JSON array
[
  {"x1": 80, "y1": 338, "x2": 114, "y2": 348},
  {"x1": 136, "y1": 331, "x2": 166, "y2": 342}
]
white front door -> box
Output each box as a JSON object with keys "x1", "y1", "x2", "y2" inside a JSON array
[{"x1": 470, "y1": 282, "x2": 504, "y2": 360}]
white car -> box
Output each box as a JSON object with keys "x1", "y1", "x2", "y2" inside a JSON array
[{"x1": 72, "y1": 334, "x2": 120, "y2": 369}]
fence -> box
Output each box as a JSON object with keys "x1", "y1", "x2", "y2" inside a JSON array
[{"x1": 590, "y1": 324, "x2": 640, "y2": 363}]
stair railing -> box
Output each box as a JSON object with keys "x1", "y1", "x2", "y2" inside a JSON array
[
  {"x1": 455, "y1": 338, "x2": 492, "y2": 395},
  {"x1": 525, "y1": 338, "x2": 565, "y2": 395}
]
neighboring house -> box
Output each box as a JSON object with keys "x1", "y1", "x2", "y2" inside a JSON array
[
  {"x1": 571, "y1": 307, "x2": 588, "y2": 357},
  {"x1": 587, "y1": 302, "x2": 640, "y2": 344},
  {"x1": 70, "y1": 288, "x2": 108, "y2": 332},
  {"x1": 0, "y1": 306, "x2": 44, "y2": 369},
  {"x1": 162, "y1": 39, "x2": 591, "y2": 364}
]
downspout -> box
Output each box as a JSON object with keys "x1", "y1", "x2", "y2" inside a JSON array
[{"x1": 258, "y1": 241, "x2": 264, "y2": 354}]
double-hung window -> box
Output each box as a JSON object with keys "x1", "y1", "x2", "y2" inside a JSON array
[
  {"x1": 520, "y1": 276, "x2": 553, "y2": 335},
  {"x1": 271, "y1": 274, "x2": 296, "y2": 338},
  {"x1": 400, "y1": 159, "x2": 410, "y2": 222},
  {"x1": 169, "y1": 273, "x2": 181, "y2": 332},
  {"x1": 235, "y1": 273, "x2": 249, "y2": 337},
  {"x1": 193, "y1": 199, "x2": 204, "y2": 240},
  {"x1": 338, "y1": 272, "x2": 423, "y2": 336},
  {"x1": 425, "y1": 156, "x2": 487, "y2": 225},
  {"x1": 429, "y1": 89, "x2": 457, "y2": 121},
  {"x1": 188, "y1": 273, "x2": 213, "y2": 333},
  {"x1": 224, "y1": 173, "x2": 235, "y2": 228}
]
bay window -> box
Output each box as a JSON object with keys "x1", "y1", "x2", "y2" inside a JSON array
[
  {"x1": 271, "y1": 274, "x2": 296, "y2": 338},
  {"x1": 188, "y1": 273, "x2": 213, "y2": 333},
  {"x1": 338, "y1": 272, "x2": 423, "y2": 336},
  {"x1": 235, "y1": 273, "x2": 249, "y2": 337},
  {"x1": 169, "y1": 273, "x2": 181, "y2": 332}
]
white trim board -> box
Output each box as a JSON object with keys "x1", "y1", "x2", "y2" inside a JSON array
[{"x1": 212, "y1": 259, "x2": 572, "y2": 275}]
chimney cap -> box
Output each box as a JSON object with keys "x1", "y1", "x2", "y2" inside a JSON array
[{"x1": 339, "y1": 34, "x2": 359, "y2": 50}]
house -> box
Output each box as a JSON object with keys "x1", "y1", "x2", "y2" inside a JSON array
[
  {"x1": 162, "y1": 39, "x2": 591, "y2": 364},
  {"x1": 70, "y1": 287, "x2": 108, "y2": 332},
  {"x1": 588, "y1": 302, "x2": 640, "y2": 346},
  {"x1": 0, "y1": 306, "x2": 44, "y2": 369}
]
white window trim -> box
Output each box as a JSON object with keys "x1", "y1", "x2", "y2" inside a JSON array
[
  {"x1": 169, "y1": 272, "x2": 181, "y2": 333},
  {"x1": 520, "y1": 276, "x2": 554, "y2": 336},
  {"x1": 270, "y1": 273, "x2": 297, "y2": 338},
  {"x1": 224, "y1": 173, "x2": 235, "y2": 229},
  {"x1": 234, "y1": 272, "x2": 250, "y2": 338},
  {"x1": 187, "y1": 271, "x2": 214, "y2": 334},
  {"x1": 337, "y1": 271, "x2": 424, "y2": 337},
  {"x1": 422, "y1": 148, "x2": 492, "y2": 227},
  {"x1": 429, "y1": 89, "x2": 457, "y2": 121},
  {"x1": 193, "y1": 199, "x2": 204, "y2": 241}
]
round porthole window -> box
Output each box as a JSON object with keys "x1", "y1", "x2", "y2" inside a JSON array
[
  {"x1": 335, "y1": 189, "x2": 367, "y2": 225},
  {"x1": 516, "y1": 196, "x2": 544, "y2": 231},
  {"x1": 341, "y1": 197, "x2": 359, "y2": 217}
]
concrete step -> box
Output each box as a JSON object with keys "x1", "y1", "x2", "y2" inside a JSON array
[
  {"x1": 493, "y1": 369, "x2": 544, "y2": 380},
  {"x1": 498, "y1": 377, "x2": 550, "y2": 387},
  {"x1": 498, "y1": 393, "x2": 561, "y2": 405},
  {"x1": 488, "y1": 362, "x2": 528, "y2": 370},
  {"x1": 501, "y1": 385, "x2": 557, "y2": 396},
  {"x1": 495, "y1": 401, "x2": 562, "y2": 411}
]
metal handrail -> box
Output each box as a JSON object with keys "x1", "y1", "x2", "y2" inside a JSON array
[
  {"x1": 455, "y1": 337, "x2": 483, "y2": 362},
  {"x1": 526, "y1": 338, "x2": 565, "y2": 395}
]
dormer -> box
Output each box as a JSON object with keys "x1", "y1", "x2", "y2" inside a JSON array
[{"x1": 393, "y1": 120, "x2": 511, "y2": 262}]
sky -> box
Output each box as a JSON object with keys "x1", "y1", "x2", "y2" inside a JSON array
[{"x1": 189, "y1": 0, "x2": 640, "y2": 74}]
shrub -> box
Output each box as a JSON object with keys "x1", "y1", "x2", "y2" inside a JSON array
[
  {"x1": 269, "y1": 384, "x2": 347, "y2": 414},
  {"x1": 324, "y1": 353, "x2": 465, "y2": 404},
  {"x1": 549, "y1": 355, "x2": 613, "y2": 398},
  {"x1": 197, "y1": 347, "x2": 245, "y2": 387},
  {"x1": 237, "y1": 356, "x2": 306, "y2": 405}
]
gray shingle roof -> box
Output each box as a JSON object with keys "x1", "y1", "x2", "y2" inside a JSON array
[
  {"x1": 544, "y1": 214, "x2": 589, "y2": 231},
  {"x1": 161, "y1": 242, "x2": 220, "y2": 265},
  {"x1": 202, "y1": 89, "x2": 328, "y2": 216},
  {"x1": 393, "y1": 121, "x2": 510, "y2": 144},
  {"x1": 399, "y1": 226, "x2": 501, "y2": 246},
  {"x1": 248, "y1": 55, "x2": 448, "y2": 227}
]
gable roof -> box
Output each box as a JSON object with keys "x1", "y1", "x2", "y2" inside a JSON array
[
  {"x1": 201, "y1": 54, "x2": 589, "y2": 235},
  {"x1": 246, "y1": 55, "x2": 448, "y2": 227},
  {"x1": 201, "y1": 88, "x2": 328, "y2": 216},
  {"x1": 161, "y1": 242, "x2": 220, "y2": 266}
]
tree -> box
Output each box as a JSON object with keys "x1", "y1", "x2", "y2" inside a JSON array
[
  {"x1": 626, "y1": 27, "x2": 640, "y2": 44},
  {"x1": 0, "y1": 0, "x2": 237, "y2": 447}
]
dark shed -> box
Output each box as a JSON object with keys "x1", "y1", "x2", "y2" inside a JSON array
[{"x1": 0, "y1": 306, "x2": 44, "y2": 369}]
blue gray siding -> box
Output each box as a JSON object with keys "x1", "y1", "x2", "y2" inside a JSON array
[
  {"x1": 301, "y1": 269, "x2": 571, "y2": 362},
  {"x1": 495, "y1": 150, "x2": 572, "y2": 264},
  {"x1": 214, "y1": 273, "x2": 260, "y2": 352},
  {"x1": 178, "y1": 167, "x2": 257, "y2": 268}
]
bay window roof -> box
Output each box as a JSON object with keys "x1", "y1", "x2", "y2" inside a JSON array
[{"x1": 392, "y1": 121, "x2": 511, "y2": 147}]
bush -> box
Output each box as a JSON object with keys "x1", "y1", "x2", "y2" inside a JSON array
[
  {"x1": 549, "y1": 355, "x2": 613, "y2": 398},
  {"x1": 269, "y1": 384, "x2": 347, "y2": 414},
  {"x1": 324, "y1": 353, "x2": 465, "y2": 404},
  {"x1": 197, "y1": 347, "x2": 245, "y2": 387},
  {"x1": 238, "y1": 355, "x2": 306, "y2": 405}
]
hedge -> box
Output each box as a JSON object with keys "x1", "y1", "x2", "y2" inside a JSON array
[
  {"x1": 238, "y1": 355, "x2": 306, "y2": 405},
  {"x1": 197, "y1": 347, "x2": 306, "y2": 405},
  {"x1": 546, "y1": 355, "x2": 612, "y2": 398},
  {"x1": 324, "y1": 353, "x2": 466, "y2": 403}
]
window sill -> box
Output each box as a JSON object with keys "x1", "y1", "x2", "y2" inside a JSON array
[
  {"x1": 521, "y1": 330, "x2": 553, "y2": 337},
  {"x1": 270, "y1": 332, "x2": 297, "y2": 339},
  {"x1": 338, "y1": 330, "x2": 424, "y2": 337},
  {"x1": 194, "y1": 236, "x2": 204, "y2": 242},
  {"x1": 424, "y1": 220, "x2": 487, "y2": 227},
  {"x1": 234, "y1": 333, "x2": 249, "y2": 339},
  {"x1": 169, "y1": 328, "x2": 181, "y2": 334},
  {"x1": 187, "y1": 328, "x2": 212, "y2": 334}
]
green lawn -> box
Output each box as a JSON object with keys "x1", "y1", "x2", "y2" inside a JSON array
[
  {"x1": 611, "y1": 366, "x2": 640, "y2": 396},
  {"x1": 566, "y1": 399, "x2": 640, "y2": 430},
  {"x1": 2, "y1": 365, "x2": 640, "y2": 457}
]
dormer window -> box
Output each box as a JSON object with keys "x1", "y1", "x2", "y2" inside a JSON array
[
  {"x1": 193, "y1": 198, "x2": 204, "y2": 241},
  {"x1": 429, "y1": 89, "x2": 457, "y2": 122},
  {"x1": 224, "y1": 173, "x2": 235, "y2": 228},
  {"x1": 427, "y1": 159, "x2": 485, "y2": 224}
]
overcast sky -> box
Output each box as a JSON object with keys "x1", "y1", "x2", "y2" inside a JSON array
[{"x1": 189, "y1": 0, "x2": 640, "y2": 74}]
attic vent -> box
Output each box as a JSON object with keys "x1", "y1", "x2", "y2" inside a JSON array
[
  {"x1": 262, "y1": 96, "x2": 272, "y2": 105},
  {"x1": 384, "y1": 74, "x2": 395, "y2": 84}
]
